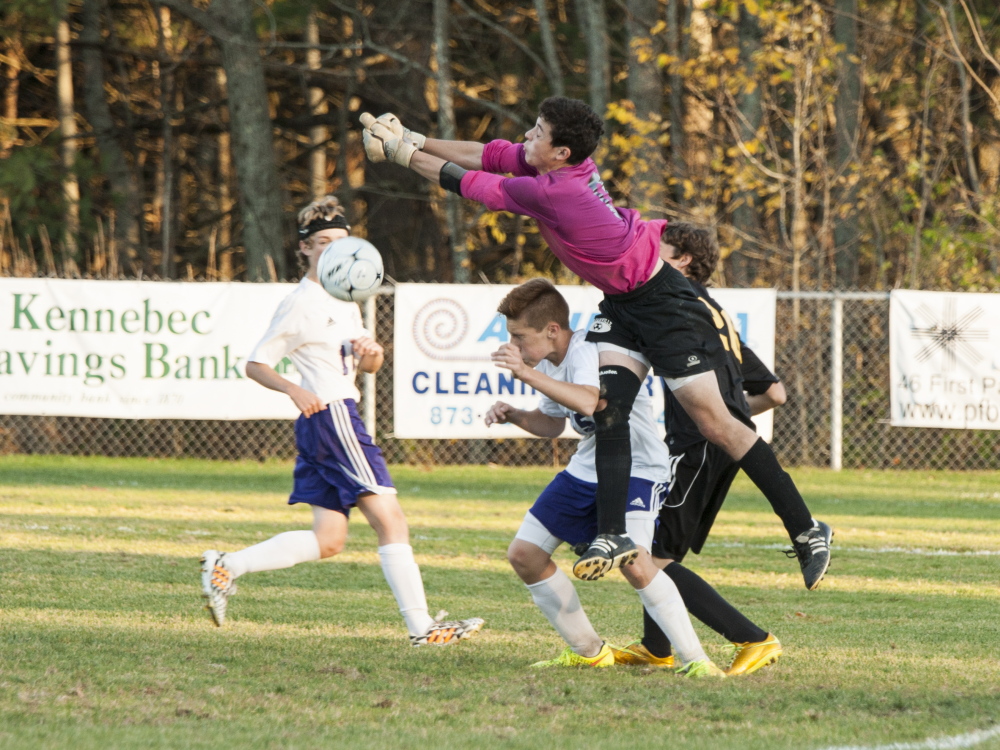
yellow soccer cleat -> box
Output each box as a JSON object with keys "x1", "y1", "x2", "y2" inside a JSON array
[
  {"x1": 610, "y1": 641, "x2": 675, "y2": 668},
  {"x1": 725, "y1": 634, "x2": 782, "y2": 676},
  {"x1": 675, "y1": 659, "x2": 726, "y2": 679},
  {"x1": 530, "y1": 644, "x2": 615, "y2": 668}
]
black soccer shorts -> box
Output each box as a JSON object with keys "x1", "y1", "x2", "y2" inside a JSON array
[
  {"x1": 585, "y1": 263, "x2": 729, "y2": 379},
  {"x1": 651, "y1": 440, "x2": 740, "y2": 562}
]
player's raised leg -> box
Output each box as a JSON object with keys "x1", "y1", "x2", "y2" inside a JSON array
[
  {"x1": 670, "y1": 372, "x2": 832, "y2": 590},
  {"x1": 572, "y1": 349, "x2": 648, "y2": 581},
  {"x1": 200, "y1": 505, "x2": 334, "y2": 626}
]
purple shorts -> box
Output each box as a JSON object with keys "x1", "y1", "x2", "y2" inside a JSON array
[{"x1": 289, "y1": 399, "x2": 395, "y2": 515}]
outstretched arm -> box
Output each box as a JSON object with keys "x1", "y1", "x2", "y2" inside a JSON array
[
  {"x1": 421, "y1": 138, "x2": 485, "y2": 170},
  {"x1": 484, "y1": 401, "x2": 565, "y2": 438},
  {"x1": 407, "y1": 150, "x2": 452, "y2": 186}
]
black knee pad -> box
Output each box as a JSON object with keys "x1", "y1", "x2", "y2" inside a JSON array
[{"x1": 594, "y1": 366, "x2": 643, "y2": 436}]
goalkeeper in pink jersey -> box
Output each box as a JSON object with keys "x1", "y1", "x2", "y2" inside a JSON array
[{"x1": 359, "y1": 98, "x2": 832, "y2": 591}]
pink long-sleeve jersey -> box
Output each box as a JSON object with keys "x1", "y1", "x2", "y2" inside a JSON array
[{"x1": 459, "y1": 139, "x2": 665, "y2": 294}]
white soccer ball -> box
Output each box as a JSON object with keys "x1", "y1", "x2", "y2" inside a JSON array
[{"x1": 317, "y1": 237, "x2": 384, "y2": 302}]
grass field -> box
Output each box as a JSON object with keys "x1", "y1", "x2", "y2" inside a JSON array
[{"x1": 1, "y1": 456, "x2": 999, "y2": 750}]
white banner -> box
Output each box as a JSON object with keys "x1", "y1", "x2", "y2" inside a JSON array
[
  {"x1": 0, "y1": 278, "x2": 301, "y2": 420},
  {"x1": 890, "y1": 289, "x2": 1000, "y2": 429},
  {"x1": 392, "y1": 283, "x2": 777, "y2": 440}
]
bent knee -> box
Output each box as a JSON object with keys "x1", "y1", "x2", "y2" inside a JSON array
[
  {"x1": 506, "y1": 541, "x2": 530, "y2": 572},
  {"x1": 316, "y1": 537, "x2": 346, "y2": 559}
]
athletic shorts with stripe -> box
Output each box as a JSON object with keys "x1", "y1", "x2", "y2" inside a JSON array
[
  {"x1": 515, "y1": 470, "x2": 666, "y2": 554},
  {"x1": 585, "y1": 263, "x2": 728, "y2": 379},
  {"x1": 289, "y1": 398, "x2": 395, "y2": 515},
  {"x1": 651, "y1": 440, "x2": 738, "y2": 562}
]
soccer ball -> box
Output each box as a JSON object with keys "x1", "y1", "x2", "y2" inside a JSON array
[{"x1": 317, "y1": 237, "x2": 384, "y2": 302}]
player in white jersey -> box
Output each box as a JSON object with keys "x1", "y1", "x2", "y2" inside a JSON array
[
  {"x1": 199, "y1": 195, "x2": 483, "y2": 646},
  {"x1": 484, "y1": 279, "x2": 723, "y2": 677}
]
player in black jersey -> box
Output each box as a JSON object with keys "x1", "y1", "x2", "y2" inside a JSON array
[
  {"x1": 581, "y1": 220, "x2": 833, "y2": 591},
  {"x1": 611, "y1": 224, "x2": 829, "y2": 674}
]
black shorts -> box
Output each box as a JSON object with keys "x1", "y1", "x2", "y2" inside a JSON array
[
  {"x1": 585, "y1": 263, "x2": 729, "y2": 378},
  {"x1": 651, "y1": 441, "x2": 739, "y2": 562}
]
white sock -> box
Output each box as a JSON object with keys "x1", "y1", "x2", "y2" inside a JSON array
[
  {"x1": 378, "y1": 544, "x2": 434, "y2": 637},
  {"x1": 526, "y1": 568, "x2": 603, "y2": 657},
  {"x1": 224, "y1": 530, "x2": 321, "y2": 579},
  {"x1": 636, "y1": 571, "x2": 708, "y2": 665}
]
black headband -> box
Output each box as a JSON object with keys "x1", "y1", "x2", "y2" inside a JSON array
[{"x1": 298, "y1": 215, "x2": 350, "y2": 240}]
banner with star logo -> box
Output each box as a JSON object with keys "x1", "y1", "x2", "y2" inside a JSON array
[{"x1": 890, "y1": 290, "x2": 1000, "y2": 429}]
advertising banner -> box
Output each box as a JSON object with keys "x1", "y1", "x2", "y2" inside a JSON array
[
  {"x1": 890, "y1": 290, "x2": 1000, "y2": 429},
  {"x1": 0, "y1": 278, "x2": 301, "y2": 420},
  {"x1": 392, "y1": 283, "x2": 777, "y2": 440}
]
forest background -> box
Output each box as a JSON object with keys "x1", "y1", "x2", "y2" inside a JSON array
[{"x1": 1, "y1": 0, "x2": 998, "y2": 292}]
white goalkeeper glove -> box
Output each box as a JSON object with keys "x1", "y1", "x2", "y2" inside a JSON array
[
  {"x1": 372, "y1": 112, "x2": 426, "y2": 150},
  {"x1": 360, "y1": 112, "x2": 418, "y2": 168}
]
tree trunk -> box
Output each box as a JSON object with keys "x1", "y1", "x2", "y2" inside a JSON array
[
  {"x1": 433, "y1": 0, "x2": 468, "y2": 282},
  {"x1": 832, "y1": 0, "x2": 860, "y2": 288},
  {"x1": 362, "y1": 3, "x2": 446, "y2": 282},
  {"x1": 155, "y1": 5, "x2": 176, "y2": 278},
  {"x1": 665, "y1": 0, "x2": 684, "y2": 203},
  {"x1": 81, "y1": 0, "x2": 141, "y2": 273},
  {"x1": 945, "y1": 0, "x2": 980, "y2": 202},
  {"x1": 626, "y1": 0, "x2": 665, "y2": 216},
  {"x1": 575, "y1": 0, "x2": 609, "y2": 117},
  {"x1": 682, "y1": 0, "x2": 713, "y2": 220},
  {"x1": 306, "y1": 11, "x2": 328, "y2": 200},
  {"x1": 158, "y1": 0, "x2": 289, "y2": 280},
  {"x1": 55, "y1": 12, "x2": 80, "y2": 261},
  {"x1": 533, "y1": 0, "x2": 564, "y2": 97},
  {"x1": 2, "y1": 36, "x2": 22, "y2": 159},
  {"x1": 729, "y1": 4, "x2": 762, "y2": 285},
  {"x1": 210, "y1": 0, "x2": 288, "y2": 280}
]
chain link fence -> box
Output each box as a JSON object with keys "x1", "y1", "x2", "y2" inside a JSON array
[{"x1": 2, "y1": 287, "x2": 999, "y2": 469}]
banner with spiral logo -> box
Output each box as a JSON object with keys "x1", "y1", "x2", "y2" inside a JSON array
[{"x1": 393, "y1": 283, "x2": 776, "y2": 439}]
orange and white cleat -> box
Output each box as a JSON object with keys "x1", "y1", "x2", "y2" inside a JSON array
[{"x1": 200, "y1": 550, "x2": 237, "y2": 627}]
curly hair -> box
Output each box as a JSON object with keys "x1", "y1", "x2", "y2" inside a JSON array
[
  {"x1": 661, "y1": 222, "x2": 719, "y2": 284},
  {"x1": 297, "y1": 195, "x2": 346, "y2": 231},
  {"x1": 497, "y1": 278, "x2": 570, "y2": 330},
  {"x1": 538, "y1": 97, "x2": 604, "y2": 165}
]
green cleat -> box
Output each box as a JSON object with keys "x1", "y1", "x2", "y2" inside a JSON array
[
  {"x1": 676, "y1": 659, "x2": 726, "y2": 679},
  {"x1": 531, "y1": 644, "x2": 615, "y2": 668}
]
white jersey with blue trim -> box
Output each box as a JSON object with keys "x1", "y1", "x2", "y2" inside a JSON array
[
  {"x1": 248, "y1": 277, "x2": 369, "y2": 404},
  {"x1": 535, "y1": 329, "x2": 671, "y2": 484}
]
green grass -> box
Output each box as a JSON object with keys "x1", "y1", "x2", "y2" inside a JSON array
[{"x1": 1, "y1": 456, "x2": 999, "y2": 749}]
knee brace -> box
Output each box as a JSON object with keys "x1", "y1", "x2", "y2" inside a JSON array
[{"x1": 594, "y1": 366, "x2": 643, "y2": 437}]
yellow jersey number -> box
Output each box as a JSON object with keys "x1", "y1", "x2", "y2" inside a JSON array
[{"x1": 697, "y1": 297, "x2": 742, "y2": 364}]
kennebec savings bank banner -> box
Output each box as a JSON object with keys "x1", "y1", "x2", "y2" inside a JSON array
[
  {"x1": 890, "y1": 289, "x2": 1000, "y2": 430},
  {"x1": 0, "y1": 278, "x2": 301, "y2": 420},
  {"x1": 393, "y1": 283, "x2": 777, "y2": 440}
]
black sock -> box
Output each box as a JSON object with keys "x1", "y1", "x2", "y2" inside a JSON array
[
  {"x1": 593, "y1": 367, "x2": 641, "y2": 536},
  {"x1": 594, "y1": 428, "x2": 630, "y2": 535},
  {"x1": 641, "y1": 606, "x2": 672, "y2": 658},
  {"x1": 665, "y1": 562, "x2": 768, "y2": 644},
  {"x1": 738, "y1": 437, "x2": 814, "y2": 540}
]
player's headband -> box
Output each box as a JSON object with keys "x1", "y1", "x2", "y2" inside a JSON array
[{"x1": 298, "y1": 215, "x2": 350, "y2": 240}]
